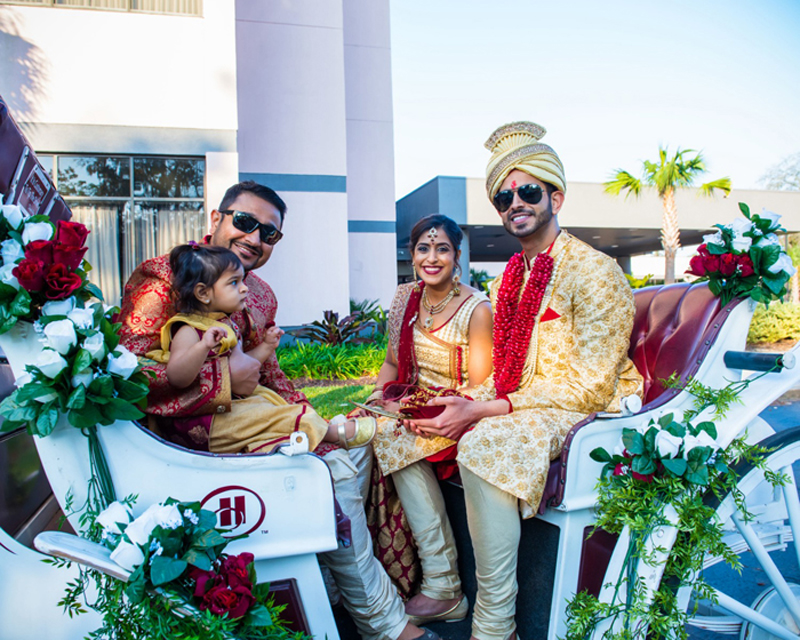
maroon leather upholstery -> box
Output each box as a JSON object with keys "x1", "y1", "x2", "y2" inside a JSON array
[{"x1": 542, "y1": 283, "x2": 742, "y2": 511}]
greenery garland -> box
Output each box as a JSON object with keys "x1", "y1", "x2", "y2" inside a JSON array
[{"x1": 563, "y1": 375, "x2": 787, "y2": 640}]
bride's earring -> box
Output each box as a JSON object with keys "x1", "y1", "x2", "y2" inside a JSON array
[
  {"x1": 452, "y1": 265, "x2": 461, "y2": 296},
  {"x1": 412, "y1": 265, "x2": 420, "y2": 292}
]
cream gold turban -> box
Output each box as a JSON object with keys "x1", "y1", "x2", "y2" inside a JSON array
[{"x1": 485, "y1": 121, "x2": 566, "y2": 200}]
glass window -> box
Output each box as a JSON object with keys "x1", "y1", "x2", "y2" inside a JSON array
[
  {"x1": 55, "y1": 154, "x2": 205, "y2": 307},
  {"x1": 58, "y1": 156, "x2": 130, "y2": 198},
  {"x1": 133, "y1": 157, "x2": 204, "y2": 199},
  {"x1": 37, "y1": 154, "x2": 54, "y2": 179},
  {"x1": 0, "y1": 0, "x2": 202, "y2": 15}
]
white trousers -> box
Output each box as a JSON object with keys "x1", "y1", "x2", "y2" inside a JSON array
[
  {"x1": 320, "y1": 448, "x2": 408, "y2": 640},
  {"x1": 392, "y1": 459, "x2": 462, "y2": 600}
]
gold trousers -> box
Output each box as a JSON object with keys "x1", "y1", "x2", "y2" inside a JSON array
[{"x1": 391, "y1": 459, "x2": 461, "y2": 600}]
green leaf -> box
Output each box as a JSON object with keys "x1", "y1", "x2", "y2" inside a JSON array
[
  {"x1": 695, "y1": 421, "x2": 717, "y2": 439},
  {"x1": 67, "y1": 402, "x2": 104, "y2": 429},
  {"x1": 102, "y1": 397, "x2": 145, "y2": 421},
  {"x1": 622, "y1": 430, "x2": 645, "y2": 455},
  {"x1": 198, "y1": 509, "x2": 217, "y2": 530},
  {"x1": 590, "y1": 447, "x2": 612, "y2": 463},
  {"x1": 84, "y1": 282, "x2": 104, "y2": 302},
  {"x1": 35, "y1": 405, "x2": 59, "y2": 437},
  {"x1": 738, "y1": 202, "x2": 751, "y2": 218},
  {"x1": 194, "y1": 529, "x2": 227, "y2": 549},
  {"x1": 10, "y1": 288, "x2": 31, "y2": 317},
  {"x1": 66, "y1": 385, "x2": 86, "y2": 410},
  {"x1": 89, "y1": 375, "x2": 114, "y2": 398},
  {"x1": 246, "y1": 604, "x2": 274, "y2": 627},
  {"x1": 685, "y1": 465, "x2": 710, "y2": 486},
  {"x1": 661, "y1": 457, "x2": 687, "y2": 477},
  {"x1": 16, "y1": 383, "x2": 55, "y2": 403},
  {"x1": 71, "y1": 349, "x2": 93, "y2": 375},
  {"x1": 183, "y1": 547, "x2": 213, "y2": 571},
  {"x1": 150, "y1": 556, "x2": 188, "y2": 586},
  {"x1": 632, "y1": 455, "x2": 656, "y2": 475}
]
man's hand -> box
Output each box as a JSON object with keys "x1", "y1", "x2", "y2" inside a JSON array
[
  {"x1": 228, "y1": 346, "x2": 260, "y2": 396},
  {"x1": 405, "y1": 396, "x2": 511, "y2": 440}
]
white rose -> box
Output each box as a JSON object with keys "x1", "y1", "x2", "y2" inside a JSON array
[
  {"x1": 684, "y1": 431, "x2": 719, "y2": 453},
  {"x1": 124, "y1": 507, "x2": 159, "y2": 546},
  {"x1": 768, "y1": 253, "x2": 797, "y2": 277},
  {"x1": 0, "y1": 239, "x2": 24, "y2": 265},
  {"x1": 153, "y1": 504, "x2": 183, "y2": 530},
  {"x1": 71, "y1": 369, "x2": 94, "y2": 388},
  {"x1": 755, "y1": 233, "x2": 781, "y2": 249},
  {"x1": 42, "y1": 298, "x2": 76, "y2": 317},
  {"x1": 35, "y1": 349, "x2": 68, "y2": 378},
  {"x1": 96, "y1": 501, "x2": 133, "y2": 536},
  {"x1": 83, "y1": 333, "x2": 107, "y2": 362},
  {"x1": 0, "y1": 263, "x2": 19, "y2": 290},
  {"x1": 110, "y1": 540, "x2": 144, "y2": 572},
  {"x1": 14, "y1": 372, "x2": 32, "y2": 388},
  {"x1": 0, "y1": 204, "x2": 25, "y2": 230},
  {"x1": 21, "y1": 221, "x2": 54, "y2": 244},
  {"x1": 655, "y1": 430, "x2": 683, "y2": 458},
  {"x1": 729, "y1": 218, "x2": 753, "y2": 253},
  {"x1": 107, "y1": 346, "x2": 138, "y2": 379},
  {"x1": 67, "y1": 307, "x2": 95, "y2": 330},
  {"x1": 43, "y1": 319, "x2": 77, "y2": 355},
  {"x1": 759, "y1": 208, "x2": 782, "y2": 231},
  {"x1": 702, "y1": 230, "x2": 724, "y2": 247}
]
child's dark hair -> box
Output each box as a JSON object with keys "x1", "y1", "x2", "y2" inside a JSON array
[{"x1": 170, "y1": 243, "x2": 243, "y2": 313}]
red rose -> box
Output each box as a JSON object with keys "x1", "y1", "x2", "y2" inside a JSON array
[
  {"x1": 737, "y1": 254, "x2": 755, "y2": 277},
  {"x1": 55, "y1": 220, "x2": 90, "y2": 248},
  {"x1": 43, "y1": 263, "x2": 82, "y2": 300},
  {"x1": 188, "y1": 566, "x2": 220, "y2": 598},
  {"x1": 632, "y1": 471, "x2": 654, "y2": 483},
  {"x1": 719, "y1": 253, "x2": 737, "y2": 277},
  {"x1": 702, "y1": 253, "x2": 720, "y2": 273},
  {"x1": 697, "y1": 243, "x2": 709, "y2": 256},
  {"x1": 24, "y1": 240, "x2": 54, "y2": 264},
  {"x1": 613, "y1": 463, "x2": 628, "y2": 476},
  {"x1": 687, "y1": 255, "x2": 706, "y2": 277},
  {"x1": 13, "y1": 258, "x2": 46, "y2": 292},
  {"x1": 220, "y1": 553, "x2": 254, "y2": 589},
  {"x1": 202, "y1": 583, "x2": 255, "y2": 619},
  {"x1": 53, "y1": 245, "x2": 88, "y2": 271}
]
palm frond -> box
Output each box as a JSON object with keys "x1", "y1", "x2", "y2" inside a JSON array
[
  {"x1": 603, "y1": 171, "x2": 642, "y2": 198},
  {"x1": 698, "y1": 177, "x2": 732, "y2": 197}
]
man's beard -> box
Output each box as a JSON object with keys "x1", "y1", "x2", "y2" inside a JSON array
[{"x1": 502, "y1": 202, "x2": 554, "y2": 239}]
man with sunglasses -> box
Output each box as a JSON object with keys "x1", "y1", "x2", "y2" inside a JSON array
[
  {"x1": 395, "y1": 123, "x2": 643, "y2": 640},
  {"x1": 119, "y1": 180, "x2": 436, "y2": 640}
]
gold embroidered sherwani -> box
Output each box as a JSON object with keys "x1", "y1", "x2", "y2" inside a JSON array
[
  {"x1": 461, "y1": 232, "x2": 643, "y2": 516},
  {"x1": 372, "y1": 288, "x2": 488, "y2": 475}
]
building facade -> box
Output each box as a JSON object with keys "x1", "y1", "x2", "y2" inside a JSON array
[{"x1": 0, "y1": 0, "x2": 398, "y2": 324}]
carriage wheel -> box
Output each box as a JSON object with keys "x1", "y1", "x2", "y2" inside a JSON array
[{"x1": 678, "y1": 427, "x2": 800, "y2": 640}]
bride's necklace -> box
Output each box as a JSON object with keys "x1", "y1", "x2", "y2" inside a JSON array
[{"x1": 421, "y1": 286, "x2": 456, "y2": 329}]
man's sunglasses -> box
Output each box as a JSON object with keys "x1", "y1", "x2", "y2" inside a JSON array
[
  {"x1": 492, "y1": 183, "x2": 545, "y2": 213},
  {"x1": 219, "y1": 210, "x2": 283, "y2": 245}
]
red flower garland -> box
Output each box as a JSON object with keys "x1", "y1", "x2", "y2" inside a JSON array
[{"x1": 493, "y1": 251, "x2": 554, "y2": 398}]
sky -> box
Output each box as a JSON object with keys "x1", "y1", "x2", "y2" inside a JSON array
[{"x1": 388, "y1": 0, "x2": 800, "y2": 199}]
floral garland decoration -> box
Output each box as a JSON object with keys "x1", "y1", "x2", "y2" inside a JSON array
[
  {"x1": 492, "y1": 250, "x2": 554, "y2": 397},
  {"x1": 52, "y1": 498, "x2": 307, "y2": 640},
  {"x1": 686, "y1": 203, "x2": 796, "y2": 306},
  {"x1": 0, "y1": 203, "x2": 102, "y2": 332},
  {"x1": 563, "y1": 377, "x2": 786, "y2": 640}
]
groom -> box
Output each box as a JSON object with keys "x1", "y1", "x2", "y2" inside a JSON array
[{"x1": 401, "y1": 122, "x2": 643, "y2": 640}]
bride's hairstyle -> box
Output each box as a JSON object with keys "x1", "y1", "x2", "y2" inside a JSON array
[{"x1": 408, "y1": 214, "x2": 463, "y2": 253}]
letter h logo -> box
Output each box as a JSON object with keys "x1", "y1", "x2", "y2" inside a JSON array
[{"x1": 217, "y1": 495, "x2": 246, "y2": 528}]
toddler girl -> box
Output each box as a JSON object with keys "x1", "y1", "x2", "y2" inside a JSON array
[{"x1": 148, "y1": 243, "x2": 376, "y2": 454}]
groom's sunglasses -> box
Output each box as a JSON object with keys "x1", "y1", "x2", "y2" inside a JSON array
[
  {"x1": 219, "y1": 209, "x2": 283, "y2": 245},
  {"x1": 492, "y1": 183, "x2": 545, "y2": 213}
]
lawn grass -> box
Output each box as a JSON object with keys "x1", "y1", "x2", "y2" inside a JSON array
[{"x1": 299, "y1": 384, "x2": 373, "y2": 420}]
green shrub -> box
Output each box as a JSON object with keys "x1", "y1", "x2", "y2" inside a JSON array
[
  {"x1": 748, "y1": 301, "x2": 800, "y2": 343},
  {"x1": 299, "y1": 384, "x2": 373, "y2": 420},
  {"x1": 277, "y1": 339, "x2": 387, "y2": 380}
]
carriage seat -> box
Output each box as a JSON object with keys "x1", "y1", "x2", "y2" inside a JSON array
[{"x1": 540, "y1": 282, "x2": 741, "y2": 512}]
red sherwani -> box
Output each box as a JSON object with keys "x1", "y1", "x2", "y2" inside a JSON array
[{"x1": 117, "y1": 248, "x2": 307, "y2": 449}]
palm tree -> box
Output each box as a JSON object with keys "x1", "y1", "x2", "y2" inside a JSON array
[{"x1": 604, "y1": 147, "x2": 731, "y2": 284}]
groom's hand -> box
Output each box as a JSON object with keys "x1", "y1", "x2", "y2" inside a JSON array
[
  {"x1": 405, "y1": 396, "x2": 478, "y2": 441},
  {"x1": 229, "y1": 346, "x2": 260, "y2": 396}
]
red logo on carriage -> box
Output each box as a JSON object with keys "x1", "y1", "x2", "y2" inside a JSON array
[{"x1": 201, "y1": 486, "x2": 266, "y2": 538}]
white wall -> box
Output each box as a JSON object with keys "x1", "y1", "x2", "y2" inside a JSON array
[{"x1": 0, "y1": 1, "x2": 237, "y2": 133}]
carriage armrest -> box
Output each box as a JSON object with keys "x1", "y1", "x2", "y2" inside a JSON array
[{"x1": 34, "y1": 531, "x2": 131, "y2": 582}]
